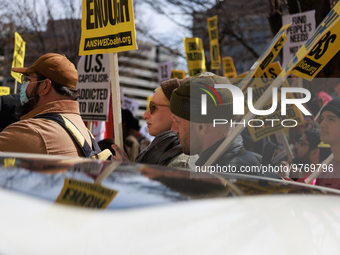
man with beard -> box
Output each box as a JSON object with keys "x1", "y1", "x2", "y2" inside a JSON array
[
  {"x1": 0, "y1": 53, "x2": 94, "y2": 157},
  {"x1": 170, "y1": 72, "x2": 280, "y2": 179},
  {"x1": 281, "y1": 129, "x2": 332, "y2": 182},
  {"x1": 316, "y1": 97, "x2": 340, "y2": 189}
]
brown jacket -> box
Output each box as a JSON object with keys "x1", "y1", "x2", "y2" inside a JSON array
[{"x1": 0, "y1": 100, "x2": 91, "y2": 157}]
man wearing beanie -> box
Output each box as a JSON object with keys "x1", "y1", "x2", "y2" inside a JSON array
[
  {"x1": 113, "y1": 77, "x2": 197, "y2": 168},
  {"x1": 0, "y1": 53, "x2": 95, "y2": 157},
  {"x1": 317, "y1": 97, "x2": 340, "y2": 189},
  {"x1": 170, "y1": 72, "x2": 280, "y2": 179}
]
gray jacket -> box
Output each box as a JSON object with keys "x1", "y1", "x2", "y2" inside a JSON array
[{"x1": 195, "y1": 135, "x2": 281, "y2": 179}]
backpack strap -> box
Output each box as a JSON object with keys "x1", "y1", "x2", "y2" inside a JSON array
[{"x1": 33, "y1": 113, "x2": 111, "y2": 160}]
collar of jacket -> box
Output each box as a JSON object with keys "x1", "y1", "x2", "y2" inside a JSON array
[
  {"x1": 20, "y1": 100, "x2": 80, "y2": 120},
  {"x1": 195, "y1": 135, "x2": 244, "y2": 167},
  {"x1": 135, "y1": 130, "x2": 182, "y2": 166}
]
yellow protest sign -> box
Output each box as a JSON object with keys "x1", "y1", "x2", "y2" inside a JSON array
[
  {"x1": 207, "y1": 15, "x2": 221, "y2": 70},
  {"x1": 56, "y1": 178, "x2": 117, "y2": 209},
  {"x1": 11, "y1": 32, "x2": 26, "y2": 83},
  {"x1": 222, "y1": 57, "x2": 237, "y2": 78},
  {"x1": 0, "y1": 86, "x2": 10, "y2": 96},
  {"x1": 4, "y1": 158, "x2": 16, "y2": 168},
  {"x1": 238, "y1": 24, "x2": 290, "y2": 91},
  {"x1": 246, "y1": 62, "x2": 305, "y2": 142},
  {"x1": 230, "y1": 71, "x2": 247, "y2": 85},
  {"x1": 171, "y1": 70, "x2": 186, "y2": 79},
  {"x1": 281, "y1": 2, "x2": 340, "y2": 80},
  {"x1": 203, "y1": 3, "x2": 340, "y2": 168},
  {"x1": 79, "y1": 0, "x2": 137, "y2": 55},
  {"x1": 229, "y1": 72, "x2": 247, "y2": 88},
  {"x1": 184, "y1": 37, "x2": 207, "y2": 76}
]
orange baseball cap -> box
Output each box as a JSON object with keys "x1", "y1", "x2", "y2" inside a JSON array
[{"x1": 12, "y1": 53, "x2": 78, "y2": 89}]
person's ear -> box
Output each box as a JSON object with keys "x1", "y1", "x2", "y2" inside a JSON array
[{"x1": 39, "y1": 79, "x2": 52, "y2": 96}]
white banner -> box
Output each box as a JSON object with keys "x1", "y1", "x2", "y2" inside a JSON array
[
  {"x1": 76, "y1": 54, "x2": 111, "y2": 121},
  {"x1": 282, "y1": 10, "x2": 316, "y2": 68},
  {"x1": 158, "y1": 62, "x2": 172, "y2": 83},
  {"x1": 122, "y1": 97, "x2": 140, "y2": 116}
]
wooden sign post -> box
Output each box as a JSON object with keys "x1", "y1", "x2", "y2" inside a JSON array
[
  {"x1": 79, "y1": 0, "x2": 138, "y2": 150},
  {"x1": 109, "y1": 53, "x2": 123, "y2": 149}
]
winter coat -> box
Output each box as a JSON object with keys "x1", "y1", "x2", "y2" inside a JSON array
[
  {"x1": 135, "y1": 130, "x2": 196, "y2": 168},
  {"x1": 195, "y1": 135, "x2": 281, "y2": 179}
]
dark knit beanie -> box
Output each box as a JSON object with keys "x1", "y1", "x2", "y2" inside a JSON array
[
  {"x1": 160, "y1": 77, "x2": 190, "y2": 101},
  {"x1": 320, "y1": 97, "x2": 340, "y2": 119},
  {"x1": 170, "y1": 72, "x2": 236, "y2": 123}
]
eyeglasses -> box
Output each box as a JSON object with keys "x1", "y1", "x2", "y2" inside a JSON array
[
  {"x1": 21, "y1": 75, "x2": 39, "y2": 84},
  {"x1": 297, "y1": 140, "x2": 310, "y2": 147},
  {"x1": 149, "y1": 101, "x2": 170, "y2": 114},
  {"x1": 21, "y1": 75, "x2": 46, "y2": 85}
]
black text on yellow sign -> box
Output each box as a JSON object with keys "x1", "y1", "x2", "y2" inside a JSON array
[
  {"x1": 171, "y1": 70, "x2": 186, "y2": 79},
  {"x1": 184, "y1": 37, "x2": 207, "y2": 76},
  {"x1": 238, "y1": 24, "x2": 290, "y2": 91},
  {"x1": 79, "y1": 0, "x2": 137, "y2": 55},
  {"x1": 207, "y1": 16, "x2": 221, "y2": 70},
  {"x1": 222, "y1": 57, "x2": 237, "y2": 78},
  {"x1": 245, "y1": 62, "x2": 304, "y2": 142},
  {"x1": 282, "y1": 2, "x2": 340, "y2": 80},
  {"x1": 0, "y1": 87, "x2": 10, "y2": 96},
  {"x1": 56, "y1": 178, "x2": 118, "y2": 209},
  {"x1": 11, "y1": 32, "x2": 26, "y2": 83}
]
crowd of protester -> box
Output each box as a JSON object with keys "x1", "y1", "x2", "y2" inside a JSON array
[{"x1": 1, "y1": 53, "x2": 340, "y2": 191}]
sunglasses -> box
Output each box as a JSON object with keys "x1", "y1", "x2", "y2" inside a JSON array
[{"x1": 149, "y1": 101, "x2": 170, "y2": 114}]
